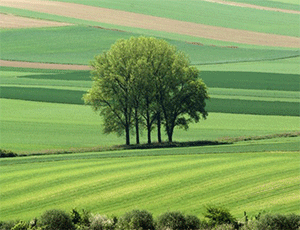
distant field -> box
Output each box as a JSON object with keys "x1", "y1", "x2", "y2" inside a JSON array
[
  {"x1": 45, "y1": 0, "x2": 299, "y2": 37},
  {"x1": 1, "y1": 150, "x2": 299, "y2": 221},
  {"x1": 224, "y1": 0, "x2": 299, "y2": 11},
  {"x1": 1, "y1": 26, "x2": 298, "y2": 65}
]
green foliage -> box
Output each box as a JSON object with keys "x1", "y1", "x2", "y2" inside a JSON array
[
  {"x1": 117, "y1": 210, "x2": 155, "y2": 230},
  {"x1": 89, "y1": 214, "x2": 115, "y2": 230},
  {"x1": 254, "y1": 213, "x2": 300, "y2": 230},
  {"x1": 38, "y1": 209, "x2": 75, "y2": 230},
  {"x1": 0, "y1": 149, "x2": 17, "y2": 158},
  {"x1": 0, "y1": 220, "x2": 18, "y2": 230},
  {"x1": 84, "y1": 36, "x2": 208, "y2": 144},
  {"x1": 184, "y1": 215, "x2": 201, "y2": 230},
  {"x1": 11, "y1": 221, "x2": 29, "y2": 230},
  {"x1": 156, "y1": 211, "x2": 187, "y2": 230},
  {"x1": 204, "y1": 206, "x2": 238, "y2": 228}
]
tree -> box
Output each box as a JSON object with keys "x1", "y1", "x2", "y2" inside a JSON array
[{"x1": 83, "y1": 36, "x2": 208, "y2": 145}]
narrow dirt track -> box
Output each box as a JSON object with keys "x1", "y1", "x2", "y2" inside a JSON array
[
  {"x1": 0, "y1": 13, "x2": 71, "y2": 28},
  {"x1": 0, "y1": 0, "x2": 299, "y2": 48},
  {"x1": 0, "y1": 60, "x2": 91, "y2": 70},
  {"x1": 203, "y1": 0, "x2": 300, "y2": 15}
]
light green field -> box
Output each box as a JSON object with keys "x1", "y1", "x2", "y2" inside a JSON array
[
  {"x1": 1, "y1": 150, "x2": 299, "y2": 221},
  {"x1": 0, "y1": 99, "x2": 299, "y2": 153}
]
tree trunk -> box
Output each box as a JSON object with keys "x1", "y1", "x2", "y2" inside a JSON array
[
  {"x1": 135, "y1": 108, "x2": 140, "y2": 145},
  {"x1": 147, "y1": 127, "x2": 151, "y2": 144},
  {"x1": 167, "y1": 126, "x2": 173, "y2": 143},
  {"x1": 157, "y1": 112, "x2": 162, "y2": 143},
  {"x1": 125, "y1": 125, "x2": 130, "y2": 145}
]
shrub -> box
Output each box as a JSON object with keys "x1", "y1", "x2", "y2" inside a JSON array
[
  {"x1": 0, "y1": 220, "x2": 18, "y2": 230},
  {"x1": 89, "y1": 214, "x2": 115, "y2": 230},
  {"x1": 0, "y1": 149, "x2": 17, "y2": 158},
  {"x1": 185, "y1": 215, "x2": 201, "y2": 230},
  {"x1": 39, "y1": 209, "x2": 75, "y2": 230},
  {"x1": 255, "y1": 213, "x2": 300, "y2": 230},
  {"x1": 204, "y1": 205, "x2": 238, "y2": 228},
  {"x1": 11, "y1": 221, "x2": 29, "y2": 230},
  {"x1": 156, "y1": 211, "x2": 187, "y2": 230},
  {"x1": 117, "y1": 209, "x2": 155, "y2": 230}
]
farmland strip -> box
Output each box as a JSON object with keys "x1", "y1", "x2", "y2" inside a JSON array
[
  {"x1": 0, "y1": 60, "x2": 90, "y2": 70},
  {"x1": 0, "y1": 0, "x2": 299, "y2": 47},
  {"x1": 203, "y1": 0, "x2": 300, "y2": 15},
  {"x1": 0, "y1": 13, "x2": 71, "y2": 28}
]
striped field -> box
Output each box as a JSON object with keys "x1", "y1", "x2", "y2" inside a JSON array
[{"x1": 1, "y1": 150, "x2": 299, "y2": 221}]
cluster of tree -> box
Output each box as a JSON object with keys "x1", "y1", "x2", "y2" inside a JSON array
[{"x1": 83, "y1": 37, "x2": 209, "y2": 145}]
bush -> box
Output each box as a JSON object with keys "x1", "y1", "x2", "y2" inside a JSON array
[
  {"x1": 89, "y1": 214, "x2": 115, "y2": 230},
  {"x1": 0, "y1": 220, "x2": 18, "y2": 230},
  {"x1": 117, "y1": 209, "x2": 155, "y2": 230},
  {"x1": 0, "y1": 149, "x2": 17, "y2": 158},
  {"x1": 254, "y1": 213, "x2": 300, "y2": 230},
  {"x1": 39, "y1": 209, "x2": 75, "y2": 230},
  {"x1": 156, "y1": 211, "x2": 187, "y2": 230},
  {"x1": 185, "y1": 215, "x2": 201, "y2": 230},
  {"x1": 11, "y1": 221, "x2": 29, "y2": 230},
  {"x1": 204, "y1": 206, "x2": 238, "y2": 229}
]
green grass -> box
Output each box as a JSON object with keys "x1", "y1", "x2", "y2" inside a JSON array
[
  {"x1": 0, "y1": 99, "x2": 299, "y2": 153},
  {"x1": 0, "y1": 150, "x2": 299, "y2": 221},
  {"x1": 199, "y1": 56, "x2": 300, "y2": 74},
  {"x1": 46, "y1": 0, "x2": 299, "y2": 37},
  {"x1": 1, "y1": 26, "x2": 298, "y2": 65}
]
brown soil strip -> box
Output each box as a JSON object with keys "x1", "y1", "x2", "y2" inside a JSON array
[
  {"x1": 0, "y1": 13, "x2": 71, "y2": 28},
  {"x1": 203, "y1": 0, "x2": 300, "y2": 15},
  {"x1": 0, "y1": 0, "x2": 299, "y2": 48},
  {"x1": 0, "y1": 60, "x2": 91, "y2": 70}
]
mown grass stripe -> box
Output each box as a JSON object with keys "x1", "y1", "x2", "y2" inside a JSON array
[{"x1": 1, "y1": 152, "x2": 299, "y2": 220}]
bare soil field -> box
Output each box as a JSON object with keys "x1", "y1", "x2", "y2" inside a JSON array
[
  {"x1": 0, "y1": 0, "x2": 299, "y2": 48},
  {"x1": 0, "y1": 13, "x2": 71, "y2": 28},
  {"x1": 203, "y1": 0, "x2": 300, "y2": 15},
  {"x1": 0, "y1": 60, "x2": 90, "y2": 70}
]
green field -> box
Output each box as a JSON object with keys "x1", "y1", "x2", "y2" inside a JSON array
[
  {"x1": 0, "y1": 0, "x2": 299, "y2": 223},
  {"x1": 1, "y1": 150, "x2": 299, "y2": 221},
  {"x1": 45, "y1": 0, "x2": 299, "y2": 37},
  {"x1": 1, "y1": 26, "x2": 298, "y2": 65}
]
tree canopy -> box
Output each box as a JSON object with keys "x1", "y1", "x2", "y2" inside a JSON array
[{"x1": 83, "y1": 37, "x2": 208, "y2": 145}]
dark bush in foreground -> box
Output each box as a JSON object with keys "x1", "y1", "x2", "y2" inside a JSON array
[
  {"x1": 156, "y1": 211, "x2": 187, "y2": 230},
  {"x1": 0, "y1": 220, "x2": 18, "y2": 230},
  {"x1": 254, "y1": 213, "x2": 300, "y2": 230},
  {"x1": 185, "y1": 214, "x2": 201, "y2": 229},
  {"x1": 39, "y1": 209, "x2": 75, "y2": 230},
  {"x1": 117, "y1": 209, "x2": 155, "y2": 230}
]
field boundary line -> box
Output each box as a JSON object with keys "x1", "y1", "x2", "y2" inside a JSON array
[{"x1": 0, "y1": 60, "x2": 91, "y2": 70}]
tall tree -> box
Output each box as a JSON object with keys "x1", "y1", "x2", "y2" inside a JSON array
[{"x1": 83, "y1": 37, "x2": 208, "y2": 145}]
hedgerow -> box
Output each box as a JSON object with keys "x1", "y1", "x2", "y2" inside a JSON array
[{"x1": 2, "y1": 208, "x2": 299, "y2": 230}]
